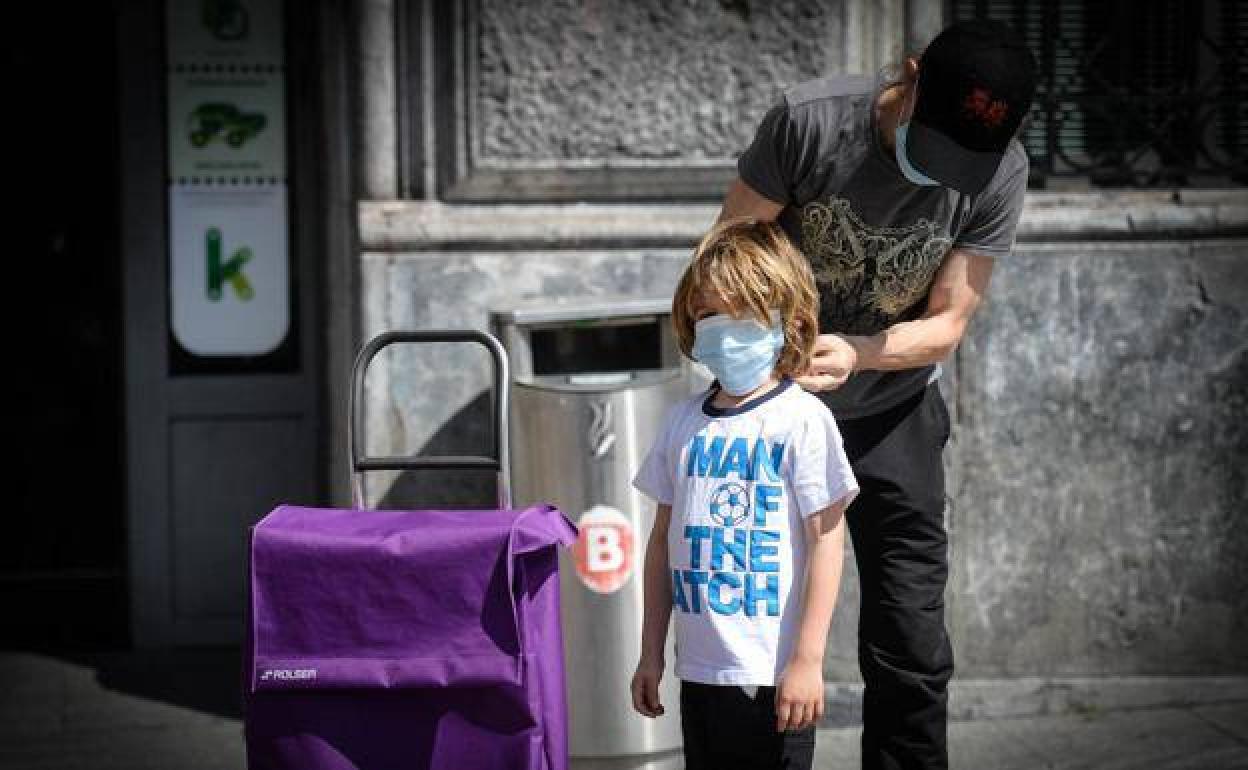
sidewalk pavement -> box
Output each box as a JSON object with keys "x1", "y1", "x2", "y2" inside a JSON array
[{"x1": 2, "y1": 650, "x2": 1246, "y2": 770}]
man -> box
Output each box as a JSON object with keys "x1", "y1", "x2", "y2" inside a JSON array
[{"x1": 717, "y1": 19, "x2": 1038, "y2": 769}]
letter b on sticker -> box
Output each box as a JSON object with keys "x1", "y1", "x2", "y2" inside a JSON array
[
  {"x1": 588, "y1": 527, "x2": 625, "y2": 572},
  {"x1": 573, "y1": 505, "x2": 634, "y2": 594}
]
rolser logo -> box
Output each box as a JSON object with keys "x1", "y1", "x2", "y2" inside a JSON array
[{"x1": 260, "y1": 668, "x2": 317, "y2": 682}]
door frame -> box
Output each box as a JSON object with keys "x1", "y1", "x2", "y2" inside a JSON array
[{"x1": 118, "y1": 0, "x2": 341, "y2": 647}]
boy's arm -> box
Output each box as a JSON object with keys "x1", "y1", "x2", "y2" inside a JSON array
[
  {"x1": 639, "y1": 503, "x2": 674, "y2": 662},
  {"x1": 632, "y1": 503, "x2": 673, "y2": 718},
  {"x1": 775, "y1": 501, "x2": 848, "y2": 732}
]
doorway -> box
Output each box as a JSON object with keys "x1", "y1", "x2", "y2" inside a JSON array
[{"x1": 5, "y1": 1, "x2": 127, "y2": 649}]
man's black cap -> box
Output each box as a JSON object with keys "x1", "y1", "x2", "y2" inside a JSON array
[{"x1": 907, "y1": 19, "x2": 1038, "y2": 195}]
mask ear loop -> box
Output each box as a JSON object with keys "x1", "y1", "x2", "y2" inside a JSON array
[{"x1": 901, "y1": 79, "x2": 918, "y2": 126}]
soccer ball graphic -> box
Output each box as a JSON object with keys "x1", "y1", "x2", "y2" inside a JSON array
[{"x1": 708, "y1": 482, "x2": 751, "y2": 527}]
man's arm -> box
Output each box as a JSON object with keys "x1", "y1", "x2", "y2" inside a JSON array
[
  {"x1": 797, "y1": 247, "x2": 995, "y2": 391},
  {"x1": 717, "y1": 177, "x2": 784, "y2": 223},
  {"x1": 850, "y1": 246, "x2": 995, "y2": 369},
  {"x1": 775, "y1": 502, "x2": 848, "y2": 731}
]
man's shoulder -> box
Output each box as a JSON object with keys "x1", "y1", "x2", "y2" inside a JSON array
[
  {"x1": 782, "y1": 75, "x2": 876, "y2": 110},
  {"x1": 975, "y1": 138, "x2": 1031, "y2": 203},
  {"x1": 769, "y1": 76, "x2": 876, "y2": 173},
  {"x1": 1001, "y1": 138, "x2": 1030, "y2": 176}
]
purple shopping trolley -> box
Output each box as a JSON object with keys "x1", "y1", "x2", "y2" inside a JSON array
[{"x1": 244, "y1": 331, "x2": 577, "y2": 770}]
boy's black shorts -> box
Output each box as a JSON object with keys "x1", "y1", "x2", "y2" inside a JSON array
[{"x1": 680, "y1": 680, "x2": 816, "y2": 770}]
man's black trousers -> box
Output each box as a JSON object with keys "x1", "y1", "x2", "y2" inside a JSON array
[{"x1": 838, "y1": 383, "x2": 955, "y2": 770}]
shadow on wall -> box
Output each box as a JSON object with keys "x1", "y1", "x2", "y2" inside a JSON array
[{"x1": 377, "y1": 391, "x2": 502, "y2": 510}]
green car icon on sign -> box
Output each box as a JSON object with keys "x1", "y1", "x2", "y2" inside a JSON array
[{"x1": 189, "y1": 103, "x2": 266, "y2": 148}]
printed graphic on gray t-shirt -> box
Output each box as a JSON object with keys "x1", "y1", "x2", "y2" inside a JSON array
[{"x1": 737, "y1": 75, "x2": 1028, "y2": 418}]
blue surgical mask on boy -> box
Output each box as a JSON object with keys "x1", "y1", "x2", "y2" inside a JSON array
[
  {"x1": 894, "y1": 121, "x2": 941, "y2": 187},
  {"x1": 691, "y1": 313, "x2": 785, "y2": 396}
]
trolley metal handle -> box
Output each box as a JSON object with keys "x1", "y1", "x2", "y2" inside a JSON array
[{"x1": 348, "y1": 330, "x2": 511, "y2": 511}]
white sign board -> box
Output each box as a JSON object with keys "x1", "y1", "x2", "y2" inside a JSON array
[
  {"x1": 170, "y1": 186, "x2": 289, "y2": 356},
  {"x1": 167, "y1": 0, "x2": 283, "y2": 67},
  {"x1": 167, "y1": 0, "x2": 288, "y2": 358}
]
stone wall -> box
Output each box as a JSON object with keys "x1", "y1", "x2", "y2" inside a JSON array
[
  {"x1": 416, "y1": 0, "x2": 922, "y2": 200},
  {"x1": 947, "y1": 239, "x2": 1248, "y2": 677},
  {"x1": 474, "y1": 0, "x2": 840, "y2": 163}
]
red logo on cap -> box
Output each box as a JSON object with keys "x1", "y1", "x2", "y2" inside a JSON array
[{"x1": 963, "y1": 87, "x2": 1009, "y2": 130}]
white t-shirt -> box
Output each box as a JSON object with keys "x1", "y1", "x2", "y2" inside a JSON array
[{"x1": 633, "y1": 379, "x2": 859, "y2": 685}]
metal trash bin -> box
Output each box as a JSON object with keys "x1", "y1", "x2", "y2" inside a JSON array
[{"x1": 493, "y1": 299, "x2": 685, "y2": 769}]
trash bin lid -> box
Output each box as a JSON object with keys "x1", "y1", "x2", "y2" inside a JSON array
[
  {"x1": 516, "y1": 367, "x2": 681, "y2": 393},
  {"x1": 491, "y1": 297, "x2": 670, "y2": 326}
]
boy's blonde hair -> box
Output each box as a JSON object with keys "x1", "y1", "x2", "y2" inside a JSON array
[{"x1": 672, "y1": 218, "x2": 819, "y2": 379}]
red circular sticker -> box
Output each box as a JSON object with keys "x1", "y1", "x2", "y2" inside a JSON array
[{"x1": 572, "y1": 505, "x2": 635, "y2": 594}]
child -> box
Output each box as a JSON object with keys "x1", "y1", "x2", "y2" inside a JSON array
[{"x1": 630, "y1": 218, "x2": 859, "y2": 770}]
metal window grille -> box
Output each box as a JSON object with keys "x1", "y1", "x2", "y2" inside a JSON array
[{"x1": 950, "y1": 0, "x2": 1247, "y2": 187}]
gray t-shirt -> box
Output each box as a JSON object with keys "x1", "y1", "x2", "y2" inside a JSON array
[{"x1": 738, "y1": 75, "x2": 1028, "y2": 419}]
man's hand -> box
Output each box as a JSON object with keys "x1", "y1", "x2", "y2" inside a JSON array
[
  {"x1": 775, "y1": 657, "x2": 825, "y2": 732},
  {"x1": 796, "y1": 334, "x2": 859, "y2": 392},
  {"x1": 630, "y1": 656, "x2": 666, "y2": 718}
]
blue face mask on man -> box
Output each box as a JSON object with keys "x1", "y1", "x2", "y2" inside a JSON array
[
  {"x1": 691, "y1": 313, "x2": 785, "y2": 396},
  {"x1": 894, "y1": 82, "x2": 941, "y2": 187},
  {"x1": 894, "y1": 121, "x2": 941, "y2": 187}
]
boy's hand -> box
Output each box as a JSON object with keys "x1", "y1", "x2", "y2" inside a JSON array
[
  {"x1": 630, "y1": 657, "x2": 666, "y2": 718},
  {"x1": 775, "y1": 657, "x2": 824, "y2": 732}
]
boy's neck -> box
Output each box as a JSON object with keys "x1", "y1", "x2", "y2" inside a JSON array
[{"x1": 710, "y1": 376, "x2": 783, "y2": 410}]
